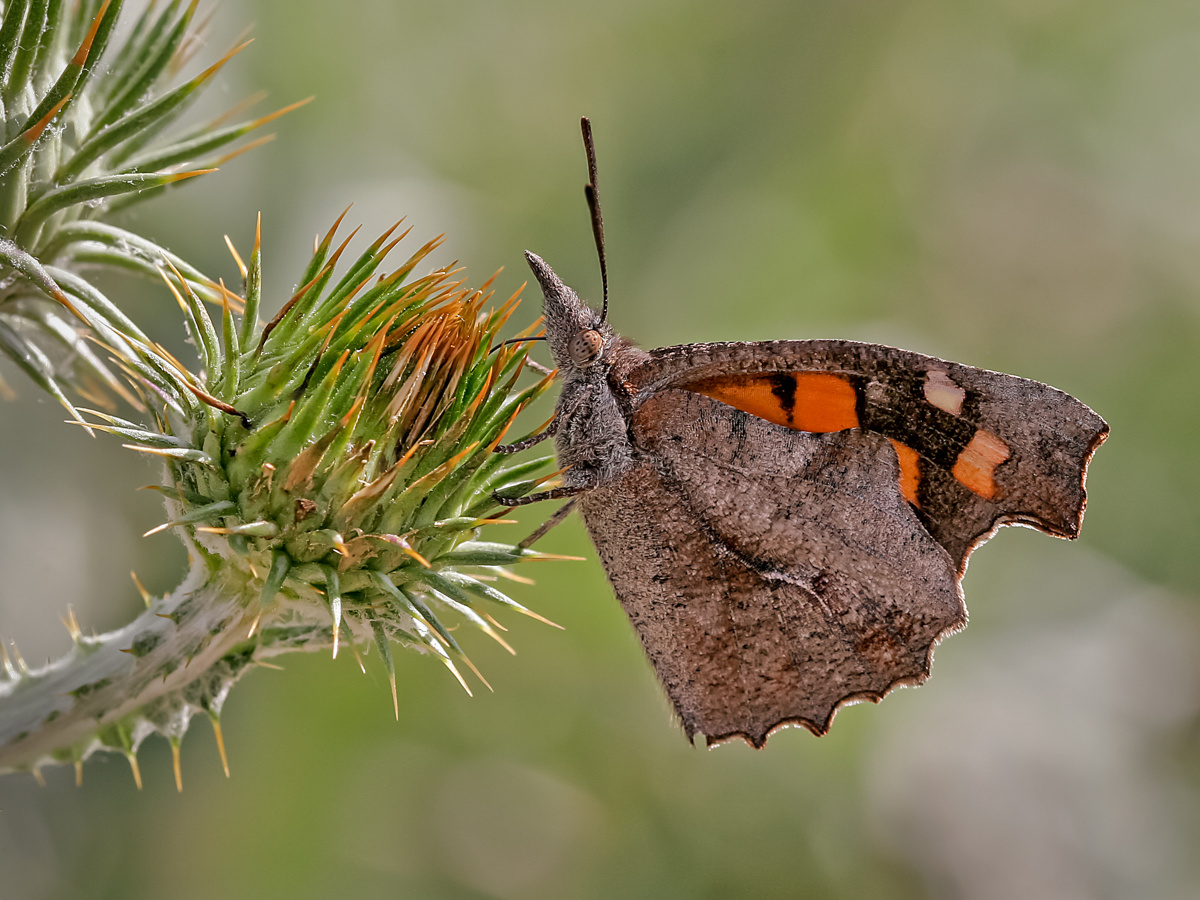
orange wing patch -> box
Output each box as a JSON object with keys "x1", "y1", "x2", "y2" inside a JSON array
[
  {"x1": 683, "y1": 372, "x2": 860, "y2": 433},
  {"x1": 682, "y1": 371, "x2": 1021, "y2": 509},
  {"x1": 889, "y1": 440, "x2": 922, "y2": 506},
  {"x1": 951, "y1": 429, "x2": 1010, "y2": 500}
]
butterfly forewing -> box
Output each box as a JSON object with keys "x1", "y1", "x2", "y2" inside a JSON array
[{"x1": 630, "y1": 340, "x2": 1108, "y2": 573}]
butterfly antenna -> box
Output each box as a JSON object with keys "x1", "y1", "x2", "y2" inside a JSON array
[
  {"x1": 581, "y1": 116, "x2": 609, "y2": 323},
  {"x1": 488, "y1": 335, "x2": 547, "y2": 355}
]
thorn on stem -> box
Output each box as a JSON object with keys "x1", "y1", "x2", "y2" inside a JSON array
[
  {"x1": 127, "y1": 753, "x2": 143, "y2": 790},
  {"x1": 10, "y1": 640, "x2": 28, "y2": 674},
  {"x1": 211, "y1": 717, "x2": 230, "y2": 778},
  {"x1": 61, "y1": 606, "x2": 82, "y2": 643},
  {"x1": 131, "y1": 571, "x2": 152, "y2": 607}
]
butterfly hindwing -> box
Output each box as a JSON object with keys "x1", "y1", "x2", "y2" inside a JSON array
[
  {"x1": 579, "y1": 388, "x2": 965, "y2": 746},
  {"x1": 625, "y1": 340, "x2": 1109, "y2": 573}
]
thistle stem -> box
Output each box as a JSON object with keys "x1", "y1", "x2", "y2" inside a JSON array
[{"x1": 0, "y1": 560, "x2": 257, "y2": 774}]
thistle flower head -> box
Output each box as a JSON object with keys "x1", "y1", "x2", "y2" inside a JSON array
[{"x1": 106, "y1": 212, "x2": 556, "y2": 683}]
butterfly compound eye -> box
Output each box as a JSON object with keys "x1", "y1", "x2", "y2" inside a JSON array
[{"x1": 569, "y1": 329, "x2": 605, "y2": 365}]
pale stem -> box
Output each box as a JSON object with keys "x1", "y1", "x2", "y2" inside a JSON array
[{"x1": 0, "y1": 562, "x2": 254, "y2": 773}]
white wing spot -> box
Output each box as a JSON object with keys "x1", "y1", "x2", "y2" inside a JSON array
[{"x1": 924, "y1": 368, "x2": 966, "y2": 416}]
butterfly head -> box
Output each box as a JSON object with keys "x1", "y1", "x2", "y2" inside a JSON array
[{"x1": 525, "y1": 250, "x2": 610, "y2": 372}]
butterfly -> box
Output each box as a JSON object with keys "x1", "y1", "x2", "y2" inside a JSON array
[{"x1": 496, "y1": 118, "x2": 1108, "y2": 748}]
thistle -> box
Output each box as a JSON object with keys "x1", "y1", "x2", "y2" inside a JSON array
[
  {"x1": 0, "y1": 0, "x2": 304, "y2": 410},
  {"x1": 0, "y1": 2, "x2": 557, "y2": 787}
]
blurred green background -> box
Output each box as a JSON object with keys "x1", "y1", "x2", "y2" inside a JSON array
[{"x1": 2, "y1": 0, "x2": 1199, "y2": 897}]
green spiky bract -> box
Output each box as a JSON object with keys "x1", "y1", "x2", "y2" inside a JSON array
[{"x1": 0, "y1": 2, "x2": 558, "y2": 786}]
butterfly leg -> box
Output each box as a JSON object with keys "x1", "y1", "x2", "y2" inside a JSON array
[
  {"x1": 493, "y1": 485, "x2": 586, "y2": 507},
  {"x1": 517, "y1": 498, "x2": 579, "y2": 549},
  {"x1": 495, "y1": 416, "x2": 558, "y2": 454}
]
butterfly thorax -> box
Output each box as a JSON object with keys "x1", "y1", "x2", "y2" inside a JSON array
[
  {"x1": 554, "y1": 341, "x2": 647, "y2": 490},
  {"x1": 525, "y1": 249, "x2": 657, "y2": 491}
]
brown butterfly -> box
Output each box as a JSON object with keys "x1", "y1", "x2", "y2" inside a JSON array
[{"x1": 497, "y1": 118, "x2": 1108, "y2": 748}]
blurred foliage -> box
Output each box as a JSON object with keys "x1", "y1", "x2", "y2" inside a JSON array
[{"x1": 1, "y1": 0, "x2": 1198, "y2": 898}]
